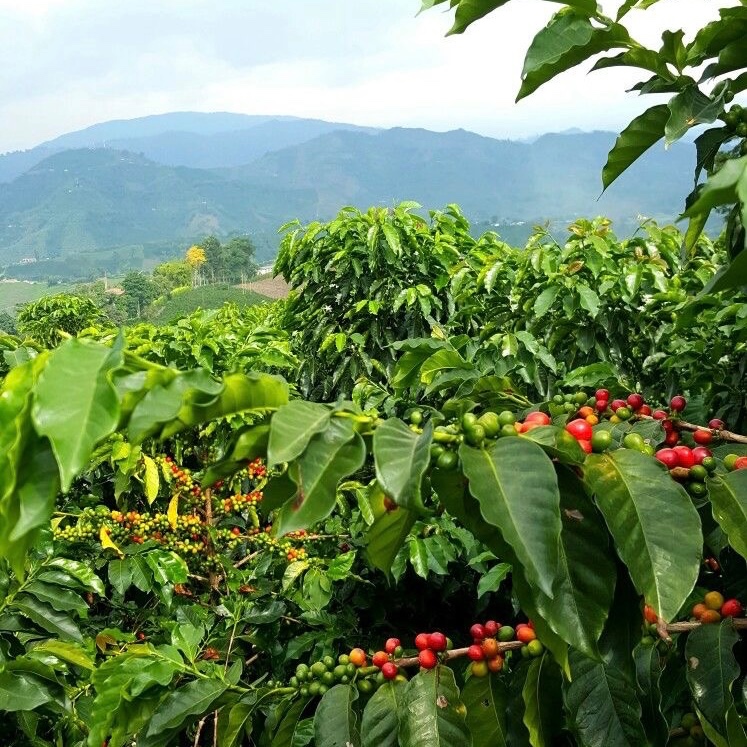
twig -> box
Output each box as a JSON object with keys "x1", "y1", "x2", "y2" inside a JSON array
[
  {"x1": 193, "y1": 715, "x2": 207, "y2": 747},
  {"x1": 640, "y1": 415, "x2": 747, "y2": 444}
]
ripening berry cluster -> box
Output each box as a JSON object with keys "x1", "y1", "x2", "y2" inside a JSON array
[
  {"x1": 467, "y1": 619, "x2": 543, "y2": 678},
  {"x1": 285, "y1": 650, "x2": 392, "y2": 698}
]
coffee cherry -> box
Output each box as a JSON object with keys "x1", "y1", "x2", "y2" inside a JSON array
[
  {"x1": 700, "y1": 609, "x2": 721, "y2": 624},
  {"x1": 721, "y1": 598, "x2": 743, "y2": 617},
  {"x1": 692, "y1": 430, "x2": 712, "y2": 445},
  {"x1": 497, "y1": 626, "x2": 515, "y2": 642},
  {"x1": 516, "y1": 625, "x2": 536, "y2": 643},
  {"x1": 418, "y1": 649, "x2": 438, "y2": 669},
  {"x1": 652, "y1": 410, "x2": 668, "y2": 420},
  {"x1": 627, "y1": 393, "x2": 644, "y2": 410},
  {"x1": 428, "y1": 632, "x2": 448, "y2": 652},
  {"x1": 595, "y1": 399, "x2": 609, "y2": 413},
  {"x1": 372, "y1": 651, "x2": 389, "y2": 669},
  {"x1": 481, "y1": 638, "x2": 500, "y2": 658},
  {"x1": 487, "y1": 655, "x2": 504, "y2": 673},
  {"x1": 415, "y1": 633, "x2": 431, "y2": 651},
  {"x1": 566, "y1": 419, "x2": 593, "y2": 441},
  {"x1": 526, "y1": 640, "x2": 545, "y2": 657},
  {"x1": 734, "y1": 456, "x2": 747, "y2": 470},
  {"x1": 381, "y1": 662, "x2": 398, "y2": 680},
  {"x1": 674, "y1": 446, "x2": 695, "y2": 469},
  {"x1": 708, "y1": 419, "x2": 725, "y2": 430},
  {"x1": 670, "y1": 395, "x2": 687, "y2": 412},
  {"x1": 525, "y1": 411, "x2": 551, "y2": 426},
  {"x1": 484, "y1": 620, "x2": 500, "y2": 637},
  {"x1": 704, "y1": 591, "x2": 725, "y2": 610},
  {"x1": 691, "y1": 446, "x2": 712, "y2": 465},
  {"x1": 467, "y1": 644, "x2": 485, "y2": 661},
  {"x1": 384, "y1": 637, "x2": 400, "y2": 655},
  {"x1": 349, "y1": 648, "x2": 367, "y2": 667},
  {"x1": 470, "y1": 660, "x2": 489, "y2": 678},
  {"x1": 655, "y1": 449, "x2": 679, "y2": 469},
  {"x1": 470, "y1": 623, "x2": 486, "y2": 641},
  {"x1": 692, "y1": 603, "x2": 707, "y2": 619},
  {"x1": 595, "y1": 389, "x2": 609, "y2": 401},
  {"x1": 643, "y1": 605, "x2": 658, "y2": 624}
]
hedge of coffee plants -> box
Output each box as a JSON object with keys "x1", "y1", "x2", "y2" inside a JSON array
[
  {"x1": 1, "y1": 201, "x2": 746, "y2": 746},
  {"x1": 2, "y1": 1, "x2": 747, "y2": 744}
]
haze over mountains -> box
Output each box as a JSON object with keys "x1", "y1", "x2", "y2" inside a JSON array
[{"x1": 0, "y1": 112, "x2": 695, "y2": 280}]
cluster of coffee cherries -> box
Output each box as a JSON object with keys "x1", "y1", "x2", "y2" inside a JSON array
[
  {"x1": 671, "y1": 712, "x2": 706, "y2": 746},
  {"x1": 467, "y1": 619, "x2": 543, "y2": 677},
  {"x1": 690, "y1": 591, "x2": 743, "y2": 625},
  {"x1": 371, "y1": 637, "x2": 405, "y2": 680}
]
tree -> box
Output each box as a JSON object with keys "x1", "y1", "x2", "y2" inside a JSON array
[
  {"x1": 199, "y1": 235, "x2": 258, "y2": 283},
  {"x1": 424, "y1": 0, "x2": 747, "y2": 290},
  {"x1": 120, "y1": 270, "x2": 157, "y2": 319},
  {"x1": 152, "y1": 260, "x2": 192, "y2": 295}
]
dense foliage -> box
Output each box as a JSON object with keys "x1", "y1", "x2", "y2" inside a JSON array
[{"x1": 1, "y1": 2, "x2": 747, "y2": 745}]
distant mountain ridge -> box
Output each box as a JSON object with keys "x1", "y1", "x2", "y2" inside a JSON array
[{"x1": 0, "y1": 112, "x2": 696, "y2": 280}]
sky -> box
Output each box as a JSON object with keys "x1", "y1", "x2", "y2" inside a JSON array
[{"x1": 0, "y1": 0, "x2": 736, "y2": 153}]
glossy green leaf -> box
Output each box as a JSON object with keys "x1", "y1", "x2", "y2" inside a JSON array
[
  {"x1": 0, "y1": 671, "x2": 55, "y2": 712},
  {"x1": 708, "y1": 470, "x2": 747, "y2": 562},
  {"x1": 275, "y1": 418, "x2": 366, "y2": 535},
  {"x1": 477, "y1": 562, "x2": 511, "y2": 598},
  {"x1": 373, "y1": 418, "x2": 432, "y2": 510},
  {"x1": 565, "y1": 652, "x2": 648, "y2": 747},
  {"x1": 314, "y1": 684, "x2": 361, "y2": 747},
  {"x1": 14, "y1": 593, "x2": 82, "y2": 642},
  {"x1": 519, "y1": 14, "x2": 630, "y2": 101},
  {"x1": 361, "y1": 681, "x2": 406, "y2": 747},
  {"x1": 46, "y1": 557, "x2": 105, "y2": 595},
  {"x1": 685, "y1": 621, "x2": 744, "y2": 741},
  {"x1": 365, "y1": 504, "x2": 416, "y2": 577},
  {"x1": 522, "y1": 654, "x2": 563, "y2": 747},
  {"x1": 270, "y1": 697, "x2": 311, "y2": 747},
  {"x1": 602, "y1": 105, "x2": 669, "y2": 189},
  {"x1": 703, "y1": 246, "x2": 747, "y2": 295},
  {"x1": 460, "y1": 438, "x2": 561, "y2": 597},
  {"x1": 520, "y1": 426, "x2": 586, "y2": 465},
  {"x1": 398, "y1": 667, "x2": 471, "y2": 747},
  {"x1": 25, "y1": 580, "x2": 89, "y2": 617},
  {"x1": 30, "y1": 640, "x2": 94, "y2": 670},
  {"x1": 268, "y1": 401, "x2": 331, "y2": 466},
  {"x1": 665, "y1": 85, "x2": 727, "y2": 145},
  {"x1": 633, "y1": 641, "x2": 668, "y2": 745},
  {"x1": 33, "y1": 339, "x2": 122, "y2": 491},
  {"x1": 584, "y1": 450, "x2": 700, "y2": 621},
  {"x1": 462, "y1": 673, "x2": 508, "y2": 747},
  {"x1": 145, "y1": 678, "x2": 228, "y2": 736}
]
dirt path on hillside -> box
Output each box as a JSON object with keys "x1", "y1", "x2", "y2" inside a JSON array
[{"x1": 237, "y1": 275, "x2": 290, "y2": 299}]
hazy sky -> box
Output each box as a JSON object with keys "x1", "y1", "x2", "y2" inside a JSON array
[{"x1": 0, "y1": 0, "x2": 736, "y2": 153}]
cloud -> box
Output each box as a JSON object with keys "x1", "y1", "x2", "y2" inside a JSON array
[{"x1": 0, "y1": 0, "x2": 740, "y2": 152}]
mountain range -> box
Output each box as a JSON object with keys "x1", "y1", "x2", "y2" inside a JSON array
[{"x1": 0, "y1": 111, "x2": 697, "y2": 281}]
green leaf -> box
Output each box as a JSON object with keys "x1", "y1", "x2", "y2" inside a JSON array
[
  {"x1": 703, "y1": 246, "x2": 747, "y2": 294},
  {"x1": 523, "y1": 467, "x2": 615, "y2": 659},
  {"x1": 25, "y1": 580, "x2": 89, "y2": 617},
  {"x1": 217, "y1": 695, "x2": 263, "y2": 747},
  {"x1": 477, "y1": 562, "x2": 511, "y2": 598},
  {"x1": 409, "y1": 538, "x2": 429, "y2": 579},
  {"x1": 275, "y1": 418, "x2": 366, "y2": 535},
  {"x1": 314, "y1": 684, "x2": 361, "y2": 747},
  {"x1": 268, "y1": 401, "x2": 331, "y2": 466},
  {"x1": 633, "y1": 641, "x2": 668, "y2": 745},
  {"x1": 374, "y1": 419, "x2": 432, "y2": 511},
  {"x1": 520, "y1": 426, "x2": 586, "y2": 465},
  {"x1": 519, "y1": 14, "x2": 630, "y2": 101},
  {"x1": 47, "y1": 557, "x2": 105, "y2": 595},
  {"x1": 14, "y1": 594, "x2": 82, "y2": 641},
  {"x1": 271, "y1": 697, "x2": 311, "y2": 747},
  {"x1": 398, "y1": 667, "x2": 471, "y2": 747},
  {"x1": 33, "y1": 339, "x2": 122, "y2": 492},
  {"x1": 460, "y1": 439, "x2": 561, "y2": 597},
  {"x1": 361, "y1": 681, "x2": 406, "y2": 747},
  {"x1": 533, "y1": 286, "x2": 561, "y2": 318},
  {"x1": 564, "y1": 652, "x2": 648, "y2": 747},
  {"x1": 146, "y1": 678, "x2": 228, "y2": 736},
  {"x1": 602, "y1": 105, "x2": 669, "y2": 190},
  {"x1": 522, "y1": 654, "x2": 563, "y2": 747},
  {"x1": 584, "y1": 450, "x2": 701, "y2": 621},
  {"x1": 365, "y1": 504, "x2": 416, "y2": 577},
  {"x1": 708, "y1": 470, "x2": 747, "y2": 562},
  {"x1": 685, "y1": 621, "x2": 744, "y2": 741},
  {"x1": 0, "y1": 671, "x2": 55, "y2": 711},
  {"x1": 29, "y1": 640, "x2": 94, "y2": 670},
  {"x1": 577, "y1": 284, "x2": 601, "y2": 317},
  {"x1": 665, "y1": 85, "x2": 727, "y2": 146},
  {"x1": 462, "y1": 674, "x2": 508, "y2": 747}
]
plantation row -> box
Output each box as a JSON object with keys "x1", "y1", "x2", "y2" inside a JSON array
[{"x1": 0, "y1": 203, "x2": 746, "y2": 746}]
